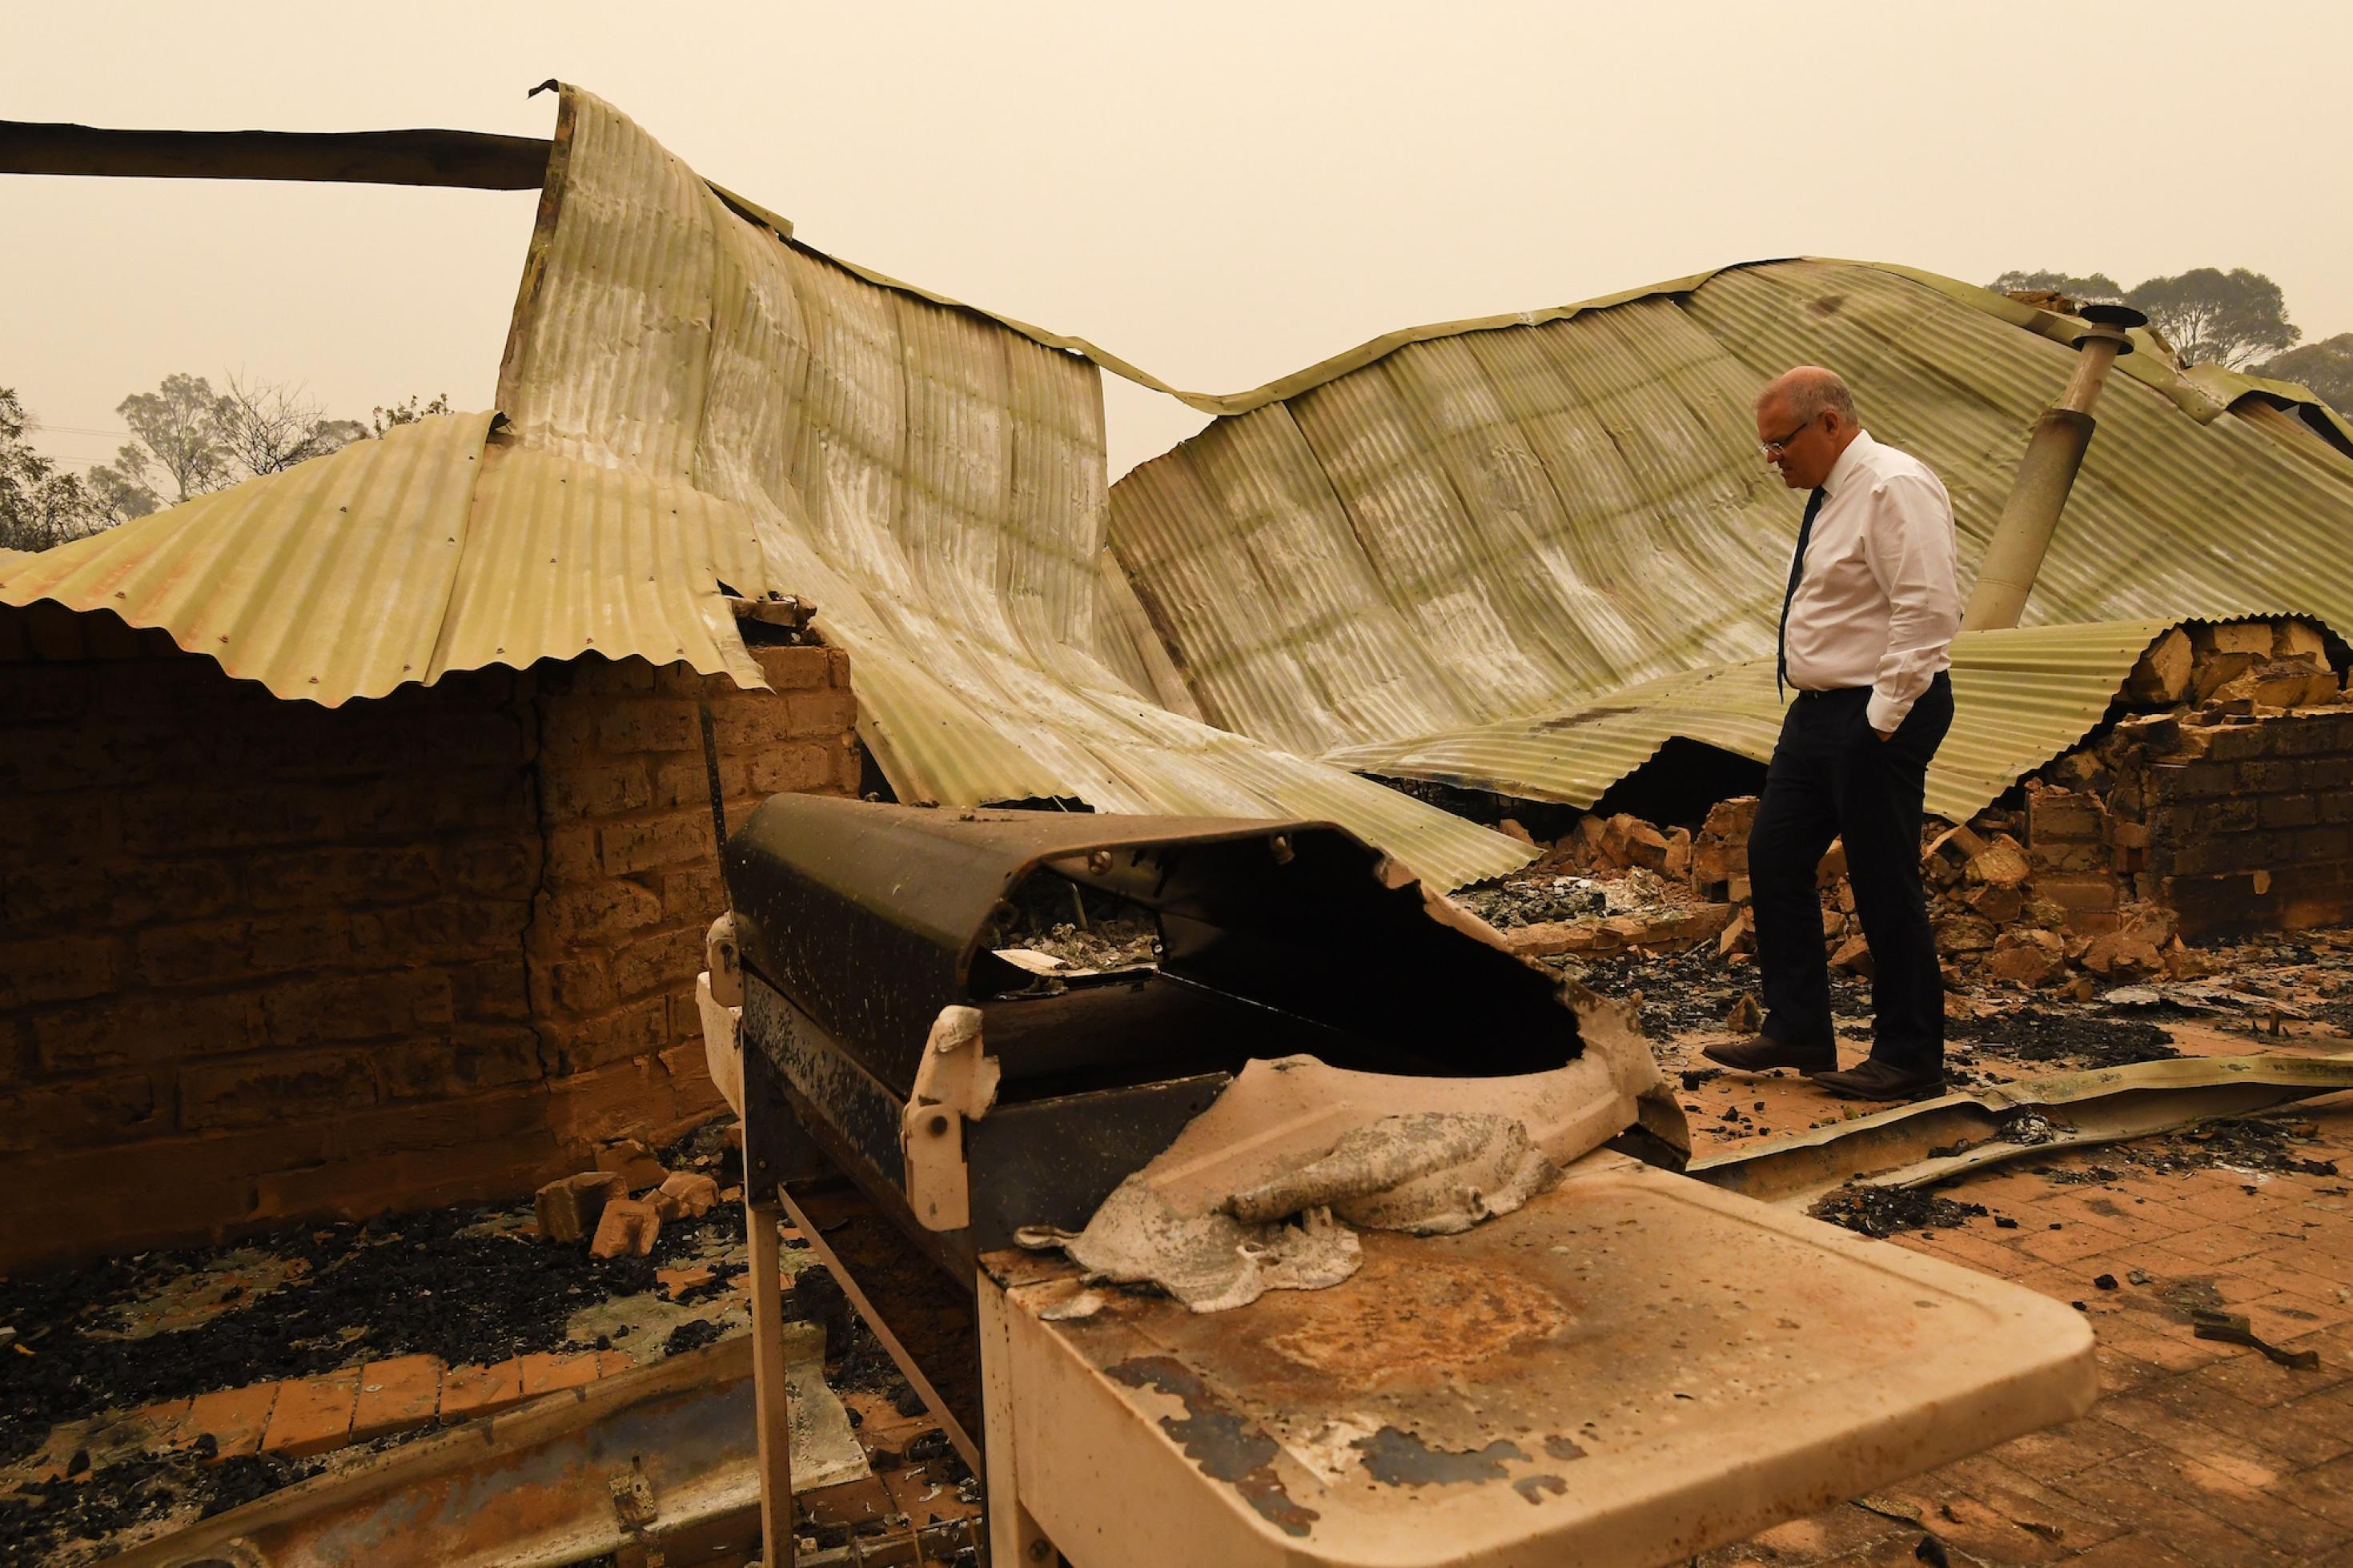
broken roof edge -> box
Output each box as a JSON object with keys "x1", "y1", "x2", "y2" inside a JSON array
[
  {"x1": 2191, "y1": 365, "x2": 2353, "y2": 460},
  {"x1": 1323, "y1": 617, "x2": 2319, "y2": 830},
  {"x1": 0, "y1": 413, "x2": 776, "y2": 708}
]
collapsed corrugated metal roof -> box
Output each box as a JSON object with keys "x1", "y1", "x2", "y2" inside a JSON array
[
  {"x1": 10, "y1": 90, "x2": 2353, "y2": 886},
  {"x1": 1326, "y1": 621, "x2": 2179, "y2": 824},
  {"x1": 1107, "y1": 259, "x2": 2353, "y2": 819},
  {"x1": 0, "y1": 87, "x2": 1528, "y2": 890}
]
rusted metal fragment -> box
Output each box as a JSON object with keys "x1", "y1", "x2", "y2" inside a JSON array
[
  {"x1": 1691, "y1": 1052, "x2": 2353, "y2": 1207},
  {"x1": 1354, "y1": 1427, "x2": 1526, "y2": 1487},
  {"x1": 1106, "y1": 1355, "x2": 1319, "y2": 1538}
]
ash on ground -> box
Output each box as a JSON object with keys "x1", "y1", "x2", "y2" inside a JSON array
[
  {"x1": 1456, "y1": 874, "x2": 1610, "y2": 929},
  {"x1": 2045, "y1": 1116, "x2": 2340, "y2": 1181},
  {"x1": 0, "y1": 1119, "x2": 833, "y2": 1566},
  {"x1": 1812, "y1": 1185, "x2": 1990, "y2": 1238},
  {"x1": 1568, "y1": 942, "x2": 1872, "y2": 1041},
  {"x1": 1950, "y1": 1007, "x2": 2180, "y2": 1069}
]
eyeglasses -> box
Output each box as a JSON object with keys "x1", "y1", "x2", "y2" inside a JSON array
[{"x1": 1758, "y1": 413, "x2": 1820, "y2": 459}]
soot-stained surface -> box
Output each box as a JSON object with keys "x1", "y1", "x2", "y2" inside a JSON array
[
  {"x1": 0, "y1": 1200, "x2": 733, "y2": 1467},
  {"x1": 2038, "y1": 1116, "x2": 2342, "y2": 1181},
  {"x1": 0, "y1": 1121, "x2": 784, "y2": 1565},
  {"x1": 1106, "y1": 1355, "x2": 1318, "y2": 1538},
  {"x1": 1572, "y1": 943, "x2": 1875, "y2": 1041},
  {"x1": 0, "y1": 1450, "x2": 329, "y2": 1563},
  {"x1": 1949, "y1": 1006, "x2": 2181, "y2": 1069},
  {"x1": 0, "y1": 1155, "x2": 749, "y2": 1470}
]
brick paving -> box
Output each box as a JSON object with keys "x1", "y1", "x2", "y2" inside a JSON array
[{"x1": 1702, "y1": 1091, "x2": 2353, "y2": 1566}]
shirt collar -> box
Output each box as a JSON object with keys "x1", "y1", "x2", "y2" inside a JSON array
[{"x1": 1821, "y1": 427, "x2": 1876, "y2": 498}]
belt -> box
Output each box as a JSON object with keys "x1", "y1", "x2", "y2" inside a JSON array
[{"x1": 1793, "y1": 686, "x2": 1869, "y2": 701}]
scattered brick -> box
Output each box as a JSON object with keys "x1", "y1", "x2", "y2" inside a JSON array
[
  {"x1": 654, "y1": 1171, "x2": 721, "y2": 1221},
  {"x1": 590, "y1": 1197, "x2": 661, "y2": 1260},
  {"x1": 535, "y1": 1170, "x2": 624, "y2": 1243},
  {"x1": 594, "y1": 1139, "x2": 669, "y2": 1193},
  {"x1": 657, "y1": 1265, "x2": 717, "y2": 1301}
]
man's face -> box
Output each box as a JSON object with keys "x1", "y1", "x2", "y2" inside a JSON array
[{"x1": 1756, "y1": 398, "x2": 1836, "y2": 490}]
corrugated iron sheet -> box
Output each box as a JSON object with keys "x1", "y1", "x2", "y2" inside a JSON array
[
  {"x1": 1111, "y1": 258, "x2": 2353, "y2": 820},
  {"x1": 488, "y1": 86, "x2": 1527, "y2": 888},
  {"x1": 0, "y1": 415, "x2": 772, "y2": 704},
  {"x1": 2, "y1": 415, "x2": 496, "y2": 704}
]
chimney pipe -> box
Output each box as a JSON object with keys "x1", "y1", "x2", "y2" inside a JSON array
[{"x1": 1959, "y1": 303, "x2": 2148, "y2": 632}]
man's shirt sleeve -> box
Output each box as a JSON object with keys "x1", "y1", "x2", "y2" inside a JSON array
[{"x1": 1861, "y1": 472, "x2": 1961, "y2": 733}]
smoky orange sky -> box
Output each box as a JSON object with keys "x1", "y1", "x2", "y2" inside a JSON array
[{"x1": 8, "y1": 1, "x2": 2347, "y2": 481}]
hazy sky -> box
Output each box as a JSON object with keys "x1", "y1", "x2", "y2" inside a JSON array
[{"x1": 9, "y1": 2, "x2": 2348, "y2": 481}]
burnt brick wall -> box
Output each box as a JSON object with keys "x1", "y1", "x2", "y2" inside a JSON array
[
  {"x1": 2136, "y1": 710, "x2": 2353, "y2": 937},
  {"x1": 525, "y1": 644, "x2": 858, "y2": 1149},
  {"x1": 0, "y1": 608, "x2": 857, "y2": 1272}
]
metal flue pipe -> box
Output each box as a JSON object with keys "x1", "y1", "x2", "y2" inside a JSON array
[{"x1": 1959, "y1": 303, "x2": 2149, "y2": 632}]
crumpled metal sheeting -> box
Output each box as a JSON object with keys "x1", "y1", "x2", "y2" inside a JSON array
[
  {"x1": 1332, "y1": 620, "x2": 2186, "y2": 825},
  {"x1": 2234, "y1": 397, "x2": 2353, "y2": 487},
  {"x1": 0, "y1": 413, "x2": 496, "y2": 705},
  {"x1": 1328, "y1": 658, "x2": 1785, "y2": 812},
  {"x1": 492, "y1": 87, "x2": 1525, "y2": 889},
  {"x1": 1688, "y1": 263, "x2": 2353, "y2": 636},
  {"x1": 1111, "y1": 293, "x2": 1804, "y2": 759},
  {"x1": 446, "y1": 440, "x2": 773, "y2": 692},
  {"x1": 1110, "y1": 259, "x2": 2353, "y2": 784},
  {"x1": 498, "y1": 88, "x2": 714, "y2": 483}
]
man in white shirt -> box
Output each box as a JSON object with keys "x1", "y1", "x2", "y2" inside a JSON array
[{"x1": 1704, "y1": 366, "x2": 1960, "y2": 1101}]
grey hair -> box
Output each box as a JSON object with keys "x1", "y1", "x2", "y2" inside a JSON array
[{"x1": 1756, "y1": 366, "x2": 1857, "y2": 426}]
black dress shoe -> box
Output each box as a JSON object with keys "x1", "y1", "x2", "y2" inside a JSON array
[
  {"x1": 1813, "y1": 1058, "x2": 1945, "y2": 1101},
  {"x1": 1701, "y1": 1035, "x2": 1838, "y2": 1075}
]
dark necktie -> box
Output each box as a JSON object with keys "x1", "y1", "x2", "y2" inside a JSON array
[{"x1": 1776, "y1": 486, "x2": 1826, "y2": 703}]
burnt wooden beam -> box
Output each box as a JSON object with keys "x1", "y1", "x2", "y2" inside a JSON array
[{"x1": 0, "y1": 120, "x2": 551, "y2": 189}]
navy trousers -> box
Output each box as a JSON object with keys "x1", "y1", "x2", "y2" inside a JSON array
[{"x1": 1749, "y1": 672, "x2": 1953, "y2": 1074}]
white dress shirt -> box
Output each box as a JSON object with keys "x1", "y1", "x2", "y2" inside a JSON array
[{"x1": 1781, "y1": 428, "x2": 1960, "y2": 732}]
